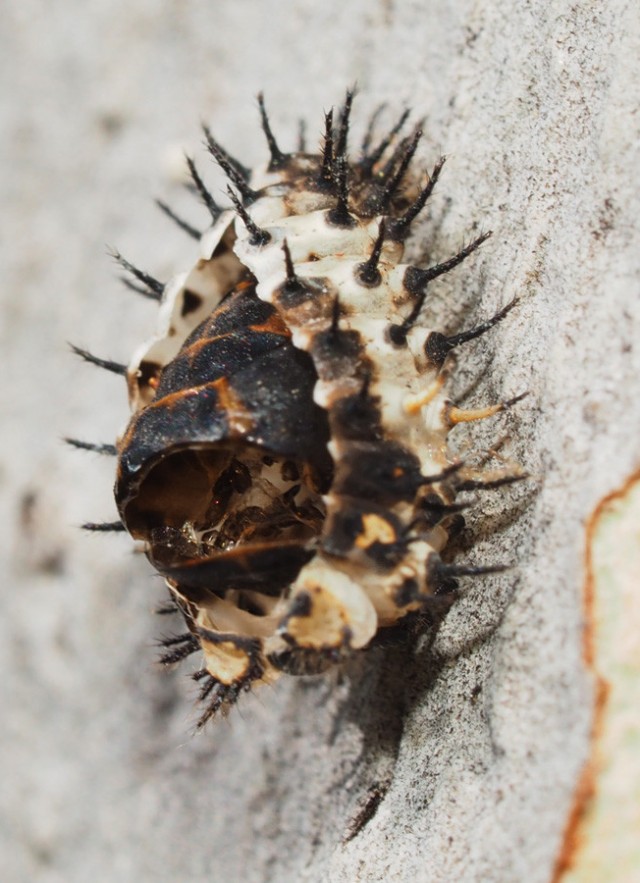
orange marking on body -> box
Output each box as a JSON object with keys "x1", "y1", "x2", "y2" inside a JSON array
[
  {"x1": 447, "y1": 403, "x2": 503, "y2": 425},
  {"x1": 403, "y1": 374, "x2": 446, "y2": 416},
  {"x1": 181, "y1": 333, "x2": 233, "y2": 362},
  {"x1": 249, "y1": 313, "x2": 292, "y2": 337},
  {"x1": 355, "y1": 514, "x2": 396, "y2": 549},
  {"x1": 121, "y1": 377, "x2": 254, "y2": 447},
  {"x1": 209, "y1": 376, "x2": 255, "y2": 434}
]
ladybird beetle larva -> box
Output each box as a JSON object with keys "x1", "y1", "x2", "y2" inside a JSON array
[{"x1": 69, "y1": 91, "x2": 525, "y2": 727}]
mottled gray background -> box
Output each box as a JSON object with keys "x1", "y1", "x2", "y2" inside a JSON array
[{"x1": 2, "y1": 2, "x2": 638, "y2": 881}]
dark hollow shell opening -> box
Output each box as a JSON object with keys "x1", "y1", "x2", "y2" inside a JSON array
[
  {"x1": 116, "y1": 281, "x2": 335, "y2": 599},
  {"x1": 126, "y1": 443, "x2": 328, "y2": 599},
  {"x1": 125, "y1": 444, "x2": 326, "y2": 550}
]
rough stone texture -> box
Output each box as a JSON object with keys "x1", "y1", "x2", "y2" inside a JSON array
[{"x1": 2, "y1": 1, "x2": 638, "y2": 881}]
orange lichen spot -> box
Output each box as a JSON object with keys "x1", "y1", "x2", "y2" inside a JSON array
[{"x1": 554, "y1": 469, "x2": 640, "y2": 882}]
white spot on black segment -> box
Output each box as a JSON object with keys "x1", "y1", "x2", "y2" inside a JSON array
[{"x1": 74, "y1": 92, "x2": 526, "y2": 727}]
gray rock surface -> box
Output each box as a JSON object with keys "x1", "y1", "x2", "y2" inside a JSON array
[{"x1": 2, "y1": 1, "x2": 638, "y2": 881}]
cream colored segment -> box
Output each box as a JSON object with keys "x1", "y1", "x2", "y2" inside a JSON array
[
  {"x1": 422, "y1": 397, "x2": 453, "y2": 435},
  {"x1": 198, "y1": 209, "x2": 236, "y2": 259},
  {"x1": 126, "y1": 271, "x2": 187, "y2": 410},
  {"x1": 294, "y1": 539, "x2": 441, "y2": 631},
  {"x1": 354, "y1": 541, "x2": 434, "y2": 624},
  {"x1": 251, "y1": 259, "x2": 429, "y2": 374},
  {"x1": 403, "y1": 373, "x2": 445, "y2": 416},
  {"x1": 283, "y1": 586, "x2": 351, "y2": 649},
  {"x1": 126, "y1": 214, "x2": 242, "y2": 410},
  {"x1": 311, "y1": 255, "x2": 413, "y2": 313},
  {"x1": 239, "y1": 229, "x2": 412, "y2": 310},
  {"x1": 235, "y1": 208, "x2": 383, "y2": 280},
  {"x1": 246, "y1": 195, "x2": 363, "y2": 238},
  {"x1": 251, "y1": 248, "x2": 413, "y2": 316},
  {"x1": 236, "y1": 206, "x2": 420, "y2": 321},
  {"x1": 287, "y1": 556, "x2": 378, "y2": 649},
  {"x1": 196, "y1": 596, "x2": 281, "y2": 639},
  {"x1": 312, "y1": 378, "x2": 362, "y2": 409},
  {"x1": 414, "y1": 397, "x2": 455, "y2": 473},
  {"x1": 200, "y1": 639, "x2": 252, "y2": 686}
]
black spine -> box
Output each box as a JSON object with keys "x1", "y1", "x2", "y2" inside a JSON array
[
  {"x1": 155, "y1": 198, "x2": 202, "y2": 240},
  {"x1": 355, "y1": 219, "x2": 386, "y2": 287},
  {"x1": 64, "y1": 438, "x2": 117, "y2": 456},
  {"x1": 282, "y1": 239, "x2": 302, "y2": 291},
  {"x1": 387, "y1": 156, "x2": 446, "y2": 242},
  {"x1": 319, "y1": 109, "x2": 334, "y2": 190},
  {"x1": 70, "y1": 344, "x2": 127, "y2": 376},
  {"x1": 360, "y1": 103, "x2": 387, "y2": 157},
  {"x1": 203, "y1": 125, "x2": 256, "y2": 203},
  {"x1": 297, "y1": 118, "x2": 307, "y2": 152},
  {"x1": 403, "y1": 231, "x2": 493, "y2": 296},
  {"x1": 456, "y1": 473, "x2": 528, "y2": 492},
  {"x1": 111, "y1": 250, "x2": 165, "y2": 299},
  {"x1": 335, "y1": 87, "x2": 356, "y2": 162},
  {"x1": 257, "y1": 92, "x2": 286, "y2": 169},
  {"x1": 184, "y1": 154, "x2": 223, "y2": 222},
  {"x1": 82, "y1": 521, "x2": 126, "y2": 532},
  {"x1": 376, "y1": 127, "x2": 422, "y2": 213},
  {"x1": 424, "y1": 298, "x2": 518, "y2": 367},
  {"x1": 360, "y1": 108, "x2": 410, "y2": 174},
  {"x1": 227, "y1": 186, "x2": 271, "y2": 246},
  {"x1": 158, "y1": 633, "x2": 200, "y2": 665}
]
